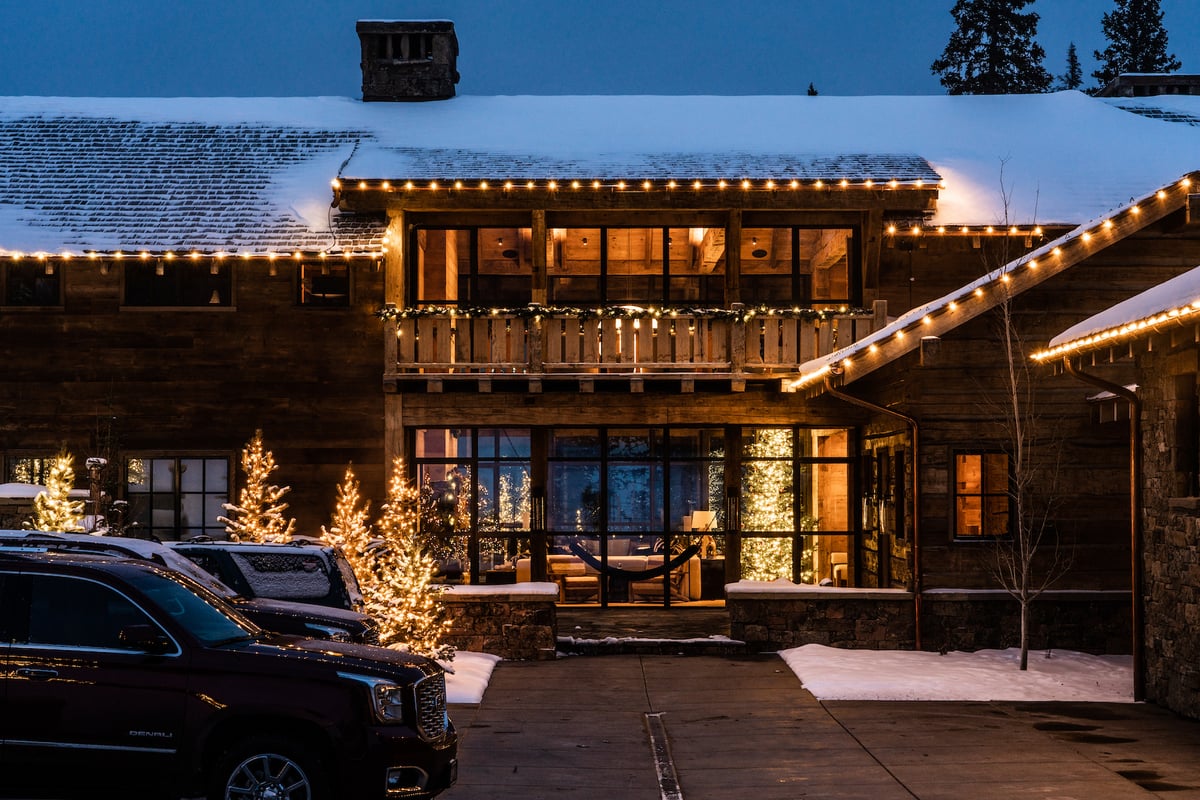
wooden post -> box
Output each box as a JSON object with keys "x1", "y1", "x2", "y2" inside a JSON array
[
  {"x1": 730, "y1": 303, "x2": 746, "y2": 374},
  {"x1": 531, "y1": 209, "x2": 548, "y2": 305},
  {"x1": 725, "y1": 209, "x2": 741, "y2": 305}
]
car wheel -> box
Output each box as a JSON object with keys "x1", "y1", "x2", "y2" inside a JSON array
[{"x1": 210, "y1": 736, "x2": 327, "y2": 800}]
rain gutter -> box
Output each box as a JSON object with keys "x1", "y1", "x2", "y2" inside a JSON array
[
  {"x1": 1061, "y1": 358, "x2": 1144, "y2": 702},
  {"x1": 823, "y1": 372, "x2": 923, "y2": 650}
]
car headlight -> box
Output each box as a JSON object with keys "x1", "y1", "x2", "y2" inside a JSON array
[{"x1": 339, "y1": 672, "x2": 407, "y2": 724}]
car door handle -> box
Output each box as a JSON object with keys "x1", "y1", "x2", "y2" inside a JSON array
[{"x1": 14, "y1": 667, "x2": 58, "y2": 680}]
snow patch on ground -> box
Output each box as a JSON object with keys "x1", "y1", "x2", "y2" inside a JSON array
[
  {"x1": 442, "y1": 651, "x2": 501, "y2": 704},
  {"x1": 781, "y1": 644, "x2": 1133, "y2": 702}
]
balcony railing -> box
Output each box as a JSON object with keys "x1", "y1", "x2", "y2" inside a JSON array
[{"x1": 385, "y1": 301, "x2": 887, "y2": 378}]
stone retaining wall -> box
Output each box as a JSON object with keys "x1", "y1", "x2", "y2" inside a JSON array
[
  {"x1": 728, "y1": 586, "x2": 1130, "y2": 654},
  {"x1": 728, "y1": 588, "x2": 916, "y2": 651},
  {"x1": 441, "y1": 583, "x2": 559, "y2": 660},
  {"x1": 921, "y1": 590, "x2": 1131, "y2": 655}
]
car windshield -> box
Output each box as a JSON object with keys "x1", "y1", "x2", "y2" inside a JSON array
[
  {"x1": 152, "y1": 548, "x2": 239, "y2": 599},
  {"x1": 123, "y1": 568, "x2": 257, "y2": 646}
]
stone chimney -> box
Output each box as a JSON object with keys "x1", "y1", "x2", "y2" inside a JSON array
[{"x1": 357, "y1": 20, "x2": 459, "y2": 102}]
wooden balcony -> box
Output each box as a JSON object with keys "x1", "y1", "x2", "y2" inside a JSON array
[{"x1": 384, "y1": 301, "x2": 887, "y2": 390}]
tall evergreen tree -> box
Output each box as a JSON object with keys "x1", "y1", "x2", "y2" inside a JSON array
[
  {"x1": 1092, "y1": 0, "x2": 1180, "y2": 89},
  {"x1": 1058, "y1": 42, "x2": 1084, "y2": 90},
  {"x1": 931, "y1": 0, "x2": 1052, "y2": 94}
]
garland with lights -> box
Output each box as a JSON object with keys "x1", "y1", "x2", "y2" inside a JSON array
[{"x1": 377, "y1": 304, "x2": 870, "y2": 324}]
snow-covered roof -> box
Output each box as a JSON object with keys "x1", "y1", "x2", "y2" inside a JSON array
[
  {"x1": 1036, "y1": 264, "x2": 1200, "y2": 360},
  {"x1": 1, "y1": 91, "x2": 1199, "y2": 254}
]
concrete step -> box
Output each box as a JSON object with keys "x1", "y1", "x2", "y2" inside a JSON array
[{"x1": 556, "y1": 634, "x2": 747, "y2": 656}]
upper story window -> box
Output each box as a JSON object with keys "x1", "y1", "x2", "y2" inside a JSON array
[
  {"x1": 550, "y1": 227, "x2": 725, "y2": 307},
  {"x1": 298, "y1": 262, "x2": 350, "y2": 307},
  {"x1": 954, "y1": 452, "x2": 1011, "y2": 538},
  {"x1": 413, "y1": 227, "x2": 533, "y2": 307},
  {"x1": 741, "y1": 227, "x2": 857, "y2": 307},
  {"x1": 3, "y1": 261, "x2": 62, "y2": 307},
  {"x1": 124, "y1": 258, "x2": 232, "y2": 308}
]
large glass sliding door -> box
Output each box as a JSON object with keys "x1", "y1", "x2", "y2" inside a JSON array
[{"x1": 411, "y1": 424, "x2": 854, "y2": 603}]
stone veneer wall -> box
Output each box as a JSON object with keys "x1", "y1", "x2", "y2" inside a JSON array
[
  {"x1": 920, "y1": 591, "x2": 1131, "y2": 654},
  {"x1": 728, "y1": 588, "x2": 917, "y2": 651},
  {"x1": 728, "y1": 587, "x2": 1129, "y2": 654},
  {"x1": 1140, "y1": 348, "x2": 1200, "y2": 719},
  {"x1": 441, "y1": 584, "x2": 559, "y2": 661}
]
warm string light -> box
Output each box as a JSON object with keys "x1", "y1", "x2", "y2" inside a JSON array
[
  {"x1": 1033, "y1": 300, "x2": 1200, "y2": 362},
  {"x1": 337, "y1": 177, "x2": 941, "y2": 193},
  {"x1": 788, "y1": 173, "x2": 1198, "y2": 390}
]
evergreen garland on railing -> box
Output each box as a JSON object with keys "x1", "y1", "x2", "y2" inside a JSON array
[{"x1": 376, "y1": 303, "x2": 871, "y2": 324}]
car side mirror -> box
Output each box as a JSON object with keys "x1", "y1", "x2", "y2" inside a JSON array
[{"x1": 119, "y1": 624, "x2": 173, "y2": 654}]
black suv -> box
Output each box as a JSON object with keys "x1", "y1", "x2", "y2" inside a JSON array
[
  {"x1": 171, "y1": 538, "x2": 364, "y2": 612},
  {"x1": 0, "y1": 531, "x2": 380, "y2": 645},
  {"x1": 0, "y1": 549, "x2": 457, "y2": 799}
]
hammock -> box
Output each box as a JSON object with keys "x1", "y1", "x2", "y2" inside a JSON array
[{"x1": 567, "y1": 541, "x2": 701, "y2": 580}]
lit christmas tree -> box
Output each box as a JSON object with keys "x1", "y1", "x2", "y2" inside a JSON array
[
  {"x1": 28, "y1": 450, "x2": 85, "y2": 532},
  {"x1": 218, "y1": 429, "x2": 295, "y2": 543},
  {"x1": 320, "y1": 464, "x2": 373, "y2": 575},
  {"x1": 740, "y1": 429, "x2": 794, "y2": 581},
  {"x1": 373, "y1": 457, "x2": 454, "y2": 661}
]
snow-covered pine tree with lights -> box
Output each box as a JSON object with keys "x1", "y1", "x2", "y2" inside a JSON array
[
  {"x1": 320, "y1": 464, "x2": 373, "y2": 576},
  {"x1": 739, "y1": 429, "x2": 795, "y2": 581},
  {"x1": 930, "y1": 0, "x2": 1052, "y2": 95},
  {"x1": 372, "y1": 457, "x2": 453, "y2": 661},
  {"x1": 1092, "y1": 0, "x2": 1179, "y2": 89},
  {"x1": 27, "y1": 450, "x2": 85, "y2": 532},
  {"x1": 218, "y1": 429, "x2": 296, "y2": 543}
]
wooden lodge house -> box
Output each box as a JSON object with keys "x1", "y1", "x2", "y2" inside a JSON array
[{"x1": 5, "y1": 21, "x2": 1200, "y2": 701}]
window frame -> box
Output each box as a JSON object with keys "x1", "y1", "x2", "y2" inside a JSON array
[
  {"x1": 952, "y1": 450, "x2": 1012, "y2": 540},
  {"x1": 2, "y1": 260, "x2": 64, "y2": 307},
  {"x1": 124, "y1": 454, "x2": 231, "y2": 541},
  {"x1": 121, "y1": 258, "x2": 234, "y2": 309}
]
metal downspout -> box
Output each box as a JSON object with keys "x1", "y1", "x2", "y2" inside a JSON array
[
  {"x1": 824, "y1": 374, "x2": 923, "y2": 649},
  {"x1": 1062, "y1": 358, "x2": 1145, "y2": 702}
]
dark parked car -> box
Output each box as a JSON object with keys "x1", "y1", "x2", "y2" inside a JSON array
[
  {"x1": 0, "y1": 530, "x2": 380, "y2": 644},
  {"x1": 0, "y1": 548, "x2": 457, "y2": 799},
  {"x1": 171, "y1": 538, "x2": 364, "y2": 612}
]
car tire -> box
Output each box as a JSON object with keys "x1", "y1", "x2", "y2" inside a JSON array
[{"x1": 209, "y1": 735, "x2": 328, "y2": 800}]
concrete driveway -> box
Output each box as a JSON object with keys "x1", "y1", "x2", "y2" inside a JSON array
[{"x1": 444, "y1": 654, "x2": 1200, "y2": 800}]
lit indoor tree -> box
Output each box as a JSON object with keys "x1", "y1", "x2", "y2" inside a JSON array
[
  {"x1": 27, "y1": 450, "x2": 85, "y2": 532},
  {"x1": 373, "y1": 457, "x2": 454, "y2": 660},
  {"x1": 740, "y1": 429, "x2": 795, "y2": 581},
  {"x1": 320, "y1": 464, "x2": 373, "y2": 576},
  {"x1": 218, "y1": 429, "x2": 295, "y2": 543}
]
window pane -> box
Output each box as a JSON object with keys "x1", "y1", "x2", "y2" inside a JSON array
[
  {"x1": 204, "y1": 458, "x2": 229, "y2": 491},
  {"x1": 548, "y1": 463, "x2": 600, "y2": 531},
  {"x1": 606, "y1": 228, "x2": 663, "y2": 303},
  {"x1": 670, "y1": 462, "x2": 724, "y2": 532},
  {"x1": 607, "y1": 464, "x2": 662, "y2": 532},
  {"x1": 27, "y1": 576, "x2": 152, "y2": 649},
  {"x1": 179, "y1": 459, "x2": 204, "y2": 492},
  {"x1": 5, "y1": 263, "x2": 61, "y2": 306},
  {"x1": 414, "y1": 428, "x2": 471, "y2": 459},
  {"x1": 299, "y1": 262, "x2": 350, "y2": 307},
  {"x1": 551, "y1": 429, "x2": 600, "y2": 458},
  {"x1": 415, "y1": 229, "x2": 469, "y2": 304},
  {"x1": 477, "y1": 228, "x2": 532, "y2": 306},
  {"x1": 550, "y1": 228, "x2": 600, "y2": 304},
  {"x1": 805, "y1": 228, "x2": 852, "y2": 306}
]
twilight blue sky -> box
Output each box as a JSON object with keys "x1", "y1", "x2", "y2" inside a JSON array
[{"x1": 1, "y1": 0, "x2": 1198, "y2": 97}]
